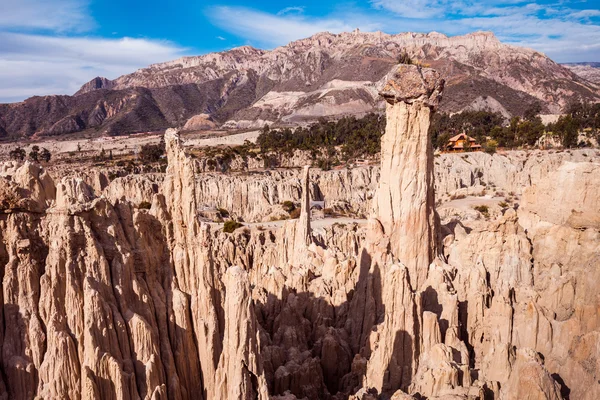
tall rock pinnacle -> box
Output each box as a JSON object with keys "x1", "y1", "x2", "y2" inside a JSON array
[
  {"x1": 298, "y1": 165, "x2": 312, "y2": 246},
  {"x1": 373, "y1": 64, "x2": 444, "y2": 289},
  {"x1": 163, "y1": 128, "x2": 222, "y2": 399}
]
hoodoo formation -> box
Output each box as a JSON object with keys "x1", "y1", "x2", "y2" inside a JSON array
[
  {"x1": 0, "y1": 64, "x2": 598, "y2": 400},
  {"x1": 375, "y1": 65, "x2": 444, "y2": 289}
]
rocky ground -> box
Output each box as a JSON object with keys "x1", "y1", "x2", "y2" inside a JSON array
[{"x1": 0, "y1": 65, "x2": 598, "y2": 400}]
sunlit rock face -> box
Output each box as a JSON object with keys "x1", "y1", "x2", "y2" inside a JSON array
[
  {"x1": 0, "y1": 63, "x2": 597, "y2": 400},
  {"x1": 373, "y1": 65, "x2": 444, "y2": 289}
]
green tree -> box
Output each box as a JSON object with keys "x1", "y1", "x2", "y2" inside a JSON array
[
  {"x1": 518, "y1": 117, "x2": 545, "y2": 146},
  {"x1": 436, "y1": 132, "x2": 451, "y2": 150},
  {"x1": 29, "y1": 145, "x2": 40, "y2": 162},
  {"x1": 554, "y1": 115, "x2": 579, "y2": 148},
  {"x1": 139, "y1": 141, "x2": 165, "y2": 163},
  {"x1": 39, "y1": 148, "x2": 51, "y2": 163},
  {"x1": 484, "y1": 139, "x2": 498, "y2": 154},
  {"x1": 463, "y1": 137, "x2": 472, "y2": 152},
  {"x1": 9, "y1": 147, "x2": 26, "y2": 161},
  {"x1": 524, "y1": 102, "x2": 542, "y2": 121}
]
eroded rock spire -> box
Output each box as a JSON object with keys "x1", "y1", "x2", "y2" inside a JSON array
[
  {"x1": 299, "y1": 165, "x2": 312, "y2": 246},
  {"x1": 373, "y1": 64, "x2": 444, "y2": 289}
]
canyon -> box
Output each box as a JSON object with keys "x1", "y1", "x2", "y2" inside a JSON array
[{"x1": 0, "y1": 64, "x2": 598, "y2": 400}]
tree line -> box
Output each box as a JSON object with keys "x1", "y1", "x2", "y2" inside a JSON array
[
  {"x1": 257, "y1": 113, "x2": 385, "y2": 163},
  {"x1": 256, "y1": 102, "x2": 598, "y2": 164},
  {"x1": 430, "y1": 101, "x2": 600, "y2": 151},
  {"x1": 9, "y1": 145, "x2": 51, "y2": 162}
]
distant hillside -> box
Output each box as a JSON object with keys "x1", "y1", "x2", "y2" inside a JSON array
[
  {"x1": 1, "y1": 30, "x2": 599, "y2": 139},
  {"x1": 562, "y1": 62, "x2": 600, "y2": 86}
]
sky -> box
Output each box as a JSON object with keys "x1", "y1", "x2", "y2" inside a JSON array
[{"x1": 1, "y1": 0, "x2": 599, "y2": 103}]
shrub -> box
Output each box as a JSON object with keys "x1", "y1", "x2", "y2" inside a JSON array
[
  {"x1": 137, "y1": 201, "x2": 152, "y2": 210},
  {"x1": 498, "y1": 201, "x2": 509, "y2": 208},
  {"x1": 397, "y1": 52, "x2": 413, "y2": 65},
  {"x1": 9, "y1": 147, "x2": 26, "y2": 161},
  {"x1": 40, "y1": 148, "x2": 51, "y2": 162},
  {"x1": 29, "y1": 145, "x2": 40, "y2": 162},
  {"x1": 217, "y1": 208, "x2": 230, "y2": 218},
  {"x1": 289, "y1": 208, "x2": 301, "y2": 219},
  {"x1": 317, "y1": 158, "x2": 332, "y2": 171},
  {"x1": 484, "y1": 139, "x2": 498, "y2": 154},
  {"x1": 139, "y1": 137, "x2": 165, "y2": 163},
  {"x1": 281, "y1": 200, "x2": 295, "y2": 213},
  {"x1": 223, "y1": 220, "x2": 243, "y2": 233},
  {"x1": 473, "y1": 205, "x2": 489, "y2": 217}
]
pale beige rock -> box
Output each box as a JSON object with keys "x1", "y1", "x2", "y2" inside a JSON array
[
  {"x1": 162, "y1": 128, "x2": 222, "y2": 400},
  {"x1": 298, "y1": 165, "x2": 312, "y2": 247},
  {"x1": 521, "y1": 161, "x2": 600, "y2": 229},
  {"x1": 364, "y1": 264, "x2": 417, "y2": 393},
  {"x1": 501, "y1": 348, "x2": 562, "y2": 400},
  {"x1": 103, "y1": 175, "x2": 159, "y2": 206},
  {"x1": 215, "y1": 267, "x2": 269, "y2": 399},
  {"x1": 373, "y1": 65, "x2": 443, "y2": 289},
  {"x1": 0, "y1": 62, "x2": 598, "y2": 400},
  {"x1": 182, "y1": 113, "x2": 217, "y2": 131}
]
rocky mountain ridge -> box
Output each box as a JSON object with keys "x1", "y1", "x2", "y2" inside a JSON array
[
  {"x1": 1, "y1": 31, "x2": 599, "y2": 138},
  {"x1": 563, "y1": 62, "x2": 600, "y2": 85}
]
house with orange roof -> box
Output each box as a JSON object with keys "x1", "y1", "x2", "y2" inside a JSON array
[{"x1": 445, "y1": 133, "x2": 482, "y2": 152}]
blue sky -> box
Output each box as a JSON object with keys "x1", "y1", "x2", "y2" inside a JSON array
[{"x1": 1, "y1": 0, "x2": 599, "y2": 102}]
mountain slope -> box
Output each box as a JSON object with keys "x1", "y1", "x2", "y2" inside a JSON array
[
  {"x1": 1, "y1": 30, "x2": 599, "y2": 138},
  {"x1": 563, "y1": 62, "x2": 600, "y2": 85}
]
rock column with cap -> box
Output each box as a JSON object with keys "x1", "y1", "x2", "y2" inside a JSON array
[{"x1": 374, "y1": 64, "x2": 444, "y2": 290}]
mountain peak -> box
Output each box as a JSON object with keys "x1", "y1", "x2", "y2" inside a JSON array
[{"x1": 74, "y1": 76, "x2": 114, "y2": 96}]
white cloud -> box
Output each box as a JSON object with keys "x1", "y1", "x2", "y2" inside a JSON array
[
  {"x1": 0, "y1": 0, "x2": 185, "y2": 102},
  {"x1": 455, "y1": 11, "x2": 600, "y2": 61},
  {"x1": 569, "y1": 9, "x2": 600, "y2": 19},
  {"x1": 370, "y1": 0, "x2": 447, "y2": 18},
  {"x1": 0, "y1": 33, "x2": 185, "y2": 102},
  {"x1": 207, "y1": 6, "x2": 380, "y2": 47},
  {"x1": 0, "y1": 0, "x2": 93, "y2": 32},
  {"x1": 277, "y1": 6, "x2": 306, "y2": 16}
]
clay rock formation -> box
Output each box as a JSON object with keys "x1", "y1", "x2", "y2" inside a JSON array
[
  {"x1": 520, "y1": 161, "x2": 600, "y2": 229},
  {"x1": 374, "y1": 65, "x2": 444, "y2": 289},
  {"x1": 0, "y1": 161, "x2": 55, "y2": 212},
  {"x1": 215, "y1": 266, "x2": 269, "y2": 399},
  {"x1": 182, "y1": 113, "x2": 217, "y2": 131},
  {"x1": 1, "y1": 63, "x2": 598, "y2": 400},
  {"x1": 181, "y1": 148, "x2": 598, "y2": 225}
]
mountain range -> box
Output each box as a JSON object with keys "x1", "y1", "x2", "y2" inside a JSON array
[{"x1": 1, "y1": 30, "x2": 599, "y2": 139}]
